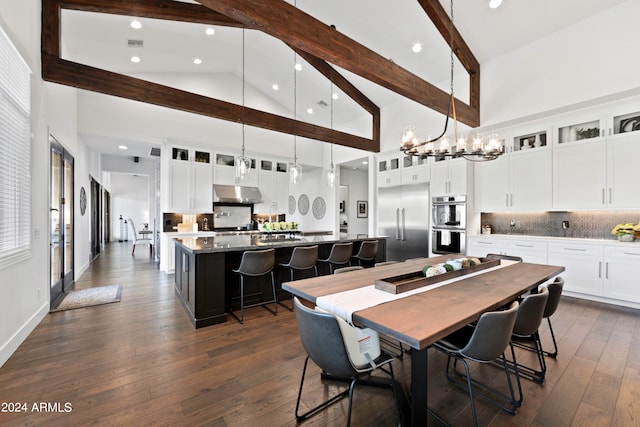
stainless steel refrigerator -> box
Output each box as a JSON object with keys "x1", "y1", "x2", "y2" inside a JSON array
[{"x1": 377, "y1": 182, "x2": 429, "y2": 261}]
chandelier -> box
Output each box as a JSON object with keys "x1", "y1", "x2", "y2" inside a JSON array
[{"x1": 400, "y1": 0, "x2": 503, "y2": 162}]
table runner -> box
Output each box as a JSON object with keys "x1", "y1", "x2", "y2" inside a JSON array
[{"x1": 316, "y1": 260, "x2": 518, "y2": 323}]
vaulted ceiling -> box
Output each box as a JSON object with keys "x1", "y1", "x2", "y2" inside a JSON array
[{"x1": 42, "y1": 0, "x2": 630, "y2": 158}]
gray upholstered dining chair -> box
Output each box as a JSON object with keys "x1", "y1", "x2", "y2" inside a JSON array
[
  {"x1": 127, "y1": 218, "x2": 152, "y2": 255},
  {"x1": 278, "y1": 245, "x2": 318, "y2": 310},
  {"x1": 351, "y1": 240, "x2": 378, "y2": 267},
  {"x1": 318, "y1": 242, "x2": 353, "y2": 274},
  {"x1": 293, "y1": 297, "x2": 403, "y2": 427},
  {"x1": 230, "y1": 249, "x2": 277, "y2": 324},
  {"x1": 507, "y1": 286, "x2": 550, "y2": 385},
  {"x1": 485, "y1": 253, "x2": 523, "y2": 262},
  {"x1": 432, "y1": 301, "x2": 521, "y2": 427},
  {"x1": 333, "y1": 266, "x2": 364, "y2": 274},
  {"x1": 541, "y1": 276, "x2": 564, "y2": 358}
]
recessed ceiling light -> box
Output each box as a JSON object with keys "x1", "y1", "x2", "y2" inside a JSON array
[
  {"x1": 294, "y1": 63, "x2": 302, "y2": 71},
  {"x1": 489, "y1": 0, "x2": 502, "y2": 8},
  {"x1": 130, "y1": 20, "x2": 142, "y2": 30},
  {"x1": 272, "y1": 83, "x2": 279, "y2": 91},
  {"x1": 307, "y1": 108, "x2": 313, "y2": 114},
  {"x1": 412, "y1": 42, "x2": 422, "y2": 53},
  {"x1": 205, "y1": 27, "x2": 215, "y2": 36},
  {"x1": 332, "y1": 92, "x2": 339, "y2": 100},
  {"x1": 130, "y1": 56, "x2": 141, "y2": 63},
  {"x1": 362, "y1": 161, "x2": 368, "y2": 165},
  {"x1": 118, "y1": 145, "x2": 128, "y2": 150},
  {"x1": 193, "y1": 58, "x2": 202, "y2": 65}
]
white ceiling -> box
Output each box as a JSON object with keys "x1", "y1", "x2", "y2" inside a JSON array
[{"x1": 59, "y1": 0, "x2": 629, "y2": 160}]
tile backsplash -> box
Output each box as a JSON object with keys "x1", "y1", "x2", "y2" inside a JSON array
[{"x1": 480, "y1": 211, "x2": 640, "y2": 240}]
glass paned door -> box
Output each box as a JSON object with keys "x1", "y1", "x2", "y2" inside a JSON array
[
  {"x1": 50, "y1": 136, "x2": 74, "y2": 305},
  {"x1": 50, "y1": 149, "x2": 62, "y2": 298}
]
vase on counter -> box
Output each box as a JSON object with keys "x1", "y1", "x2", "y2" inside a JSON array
[{"x1": 618, "y1": 233, "x2": 635, "y2": 242}]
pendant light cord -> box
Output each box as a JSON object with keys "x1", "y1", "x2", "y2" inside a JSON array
[
  {"x1": 330, "y1": 76, "x2": 334, "y2": 168},
  {"x1": 241, "y1": 28, "x2": 246, "y2": 157}
]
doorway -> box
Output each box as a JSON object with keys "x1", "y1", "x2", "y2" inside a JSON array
[
  {"x1": 90, "y1": 176, "x2": 102, "y2": 260},
  {"x1": 50, "y1": 136, "x2": 74, "y2": 306}
]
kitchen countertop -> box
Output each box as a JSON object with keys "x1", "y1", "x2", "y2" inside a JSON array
[
  {"x1": 469, "y1": 233, "x2": 636, "y2": 246},
  {"x1": 174, "y1": 234, "x2": 387, "y2": 254},
  {"x1": 163, "y1": 229, "x2": 332, "y2": 236}
]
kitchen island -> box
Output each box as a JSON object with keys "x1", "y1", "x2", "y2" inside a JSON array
[{"x1": 173, "y1": 234, "x2": 387, "y2": 328}]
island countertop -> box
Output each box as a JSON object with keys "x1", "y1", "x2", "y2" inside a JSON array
[{"x1": 174, "y1": 234, "x2": 388, "y2": 254}]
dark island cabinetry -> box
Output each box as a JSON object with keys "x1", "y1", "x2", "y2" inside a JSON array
[
  {"x1": 174, "y1": 235, "x2": 387, "y2": 328},
  {"x1": 175, "y1": 245, "x2": 227, "y2": 328}
]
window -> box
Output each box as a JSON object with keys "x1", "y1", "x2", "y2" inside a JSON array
[{"x1": 0, "y1": 24, "x2": 32, "y2": 269}]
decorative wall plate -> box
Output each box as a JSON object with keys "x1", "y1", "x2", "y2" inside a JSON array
[
  {"x1": 298, "y1": 194, "x2": 310, "y2": 215},
  {"x1": 79, "y1": 187, "x2": 87, "y2": 215},
  {"x1": 312, "y1": 197, "x2": 326, "y2": 220},
  {"x1": 288, "y1": 195, "x2": 296, "y2": 215}
]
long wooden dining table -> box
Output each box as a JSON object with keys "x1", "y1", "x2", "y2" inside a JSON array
[{"x1": 282, "y1": 256, "x2": 565, "y2": 426}]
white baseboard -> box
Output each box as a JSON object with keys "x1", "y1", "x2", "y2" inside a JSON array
[
  {"x1": 0, "y1": 302, "x2": 49, "y2": 368},
  {"x1": 76, "y1": 259, "x2": 91, "y2": 279}
]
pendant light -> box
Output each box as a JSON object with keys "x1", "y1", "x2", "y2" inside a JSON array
[
  {"x1": 290, "y1": 50, "x2": 302, "y2": 184},
  {"x1": 400, "y1": 0, "x2": 503, "y2": 162},
  {"x1": 235, "y1": 29, "x2": 251, "y2": 182},
  {"x1": 326, "y1": 79, "x2": 336, "y2": 188}
]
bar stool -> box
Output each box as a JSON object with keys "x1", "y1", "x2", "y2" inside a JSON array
[
  {"x1": 317, "y1": 242, "x2": 353, "y2": 274},
  {"x1": 279, "y1": 245, "x2": 319, "y2": 310},
  {"x1": 230, "y1": 248, "x2": 277, "y2": 324},
  {"x1": 351, "y1": 240, "x2": 378, "y2": 268}
]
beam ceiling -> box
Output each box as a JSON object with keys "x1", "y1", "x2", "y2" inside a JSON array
[{"x1": 42, "y1": 0, "x2": 481, "y2": 153}]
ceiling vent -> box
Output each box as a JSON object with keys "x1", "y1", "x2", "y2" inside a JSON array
[
  {"x1": 128, "y1": 39, "x2": 144, "y2": 48},
  {"x1": 316, "y1": 100, "x2": 328, "y2": 108},
  {"x1": 149, "y1": 147, "x2": 161, "y2": 157}
]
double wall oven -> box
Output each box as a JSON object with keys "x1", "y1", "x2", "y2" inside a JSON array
[{"x1": 431, "y1": 195, "x2": 466, "y2": 254}]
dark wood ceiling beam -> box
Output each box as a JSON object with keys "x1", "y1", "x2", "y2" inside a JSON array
[
  {"x1": 42, "y1": 55, "x2": 376, "y2": 151},
  {"x1": 42, "y1": 0, "x2": 379, "y2": 151},
  {"x1": 417, "y1": 0, "x2": 480, "y2": 114},
  {"x1": 197, "y1": 0, "x2": 479, "y2": 127},
  {"x1": 290, "y1": 46, "x2": 380, "y2": 146},
  {"x1": 57, "y1": 0, "x2": 242, "y2": 27}
]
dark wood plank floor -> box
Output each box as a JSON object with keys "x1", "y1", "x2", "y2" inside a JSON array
[{"x1": 1, "y1": 243, "x2": 638, "y2": 426}]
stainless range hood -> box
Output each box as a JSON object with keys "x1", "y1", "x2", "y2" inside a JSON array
[{"x1": 213, "y1": 184, "x2": 263, "y2": 204}]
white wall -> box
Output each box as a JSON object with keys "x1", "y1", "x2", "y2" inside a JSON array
[
  {"x1": 340, "y1": 167, "x2": 369, "y2": 237},
  {"x1": 102, "y1": 154, "x2": 159, "y2": 241},
  {"x1": 481, "y1": 0, "x2": 640, "y2": 126},
  {"x1": 109, "y1": 174, "x2": 150, "y2": 242},
  {"x1": 287, "y1": 168, "x2": 336, "y2": 233},
  {"x1": 0, "y1": 1, "x2": 51, "y2": 367}
]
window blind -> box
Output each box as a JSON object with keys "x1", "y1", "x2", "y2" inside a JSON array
[{"x1": 0, "y1": 24, "x2": 32, "y2": 269}]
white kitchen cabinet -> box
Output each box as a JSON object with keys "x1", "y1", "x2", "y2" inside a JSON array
[
  {"x1": 254, "y1": 159, "x2": 289, "y2": 214},
  {"x1": 606, "y1": 133, "x2": 640, "y2": 208},
  {"x1": 553, "y1": 133, "x2": 640, "y2": 210},
  {"x1": 548, "y1": 242, "x2": 604, "y2": 297},
  {"x1": 167, "y1": 146, "x2": 213, "y2": 212},
  {"x1": 377, "y1": 154, "x2": 401, "y2": 188},
  {"x1": 431, "y1": 158, "x2": 467, "y2": 196},
  {"x1": 477, "y1": 149, "x2": 553, "y2": 211},
  {"x1": 466, "y1": 236, "x2": 505, "y2": 258},
  {"x1": 553, "y1": 141, "x2": 607, "y2": 209},
  {"x1": 503, "y1": 239, "x2": 548, "y2": 264},
  {"x1": 603, "y1": 245, "x2": 640, "y2": 304},
  {"x1": 401, "y1": 155, "x2": 429, "y2": 184},
  {"x1": 169, "y1": 160, "x2": 212, "y2": 212},
  {"x1": 466, "y1": 236, "x2": 547, "y2": 264},
  {"x1": 213, "y1": 153, "x2": 258, "y2": 186}
]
